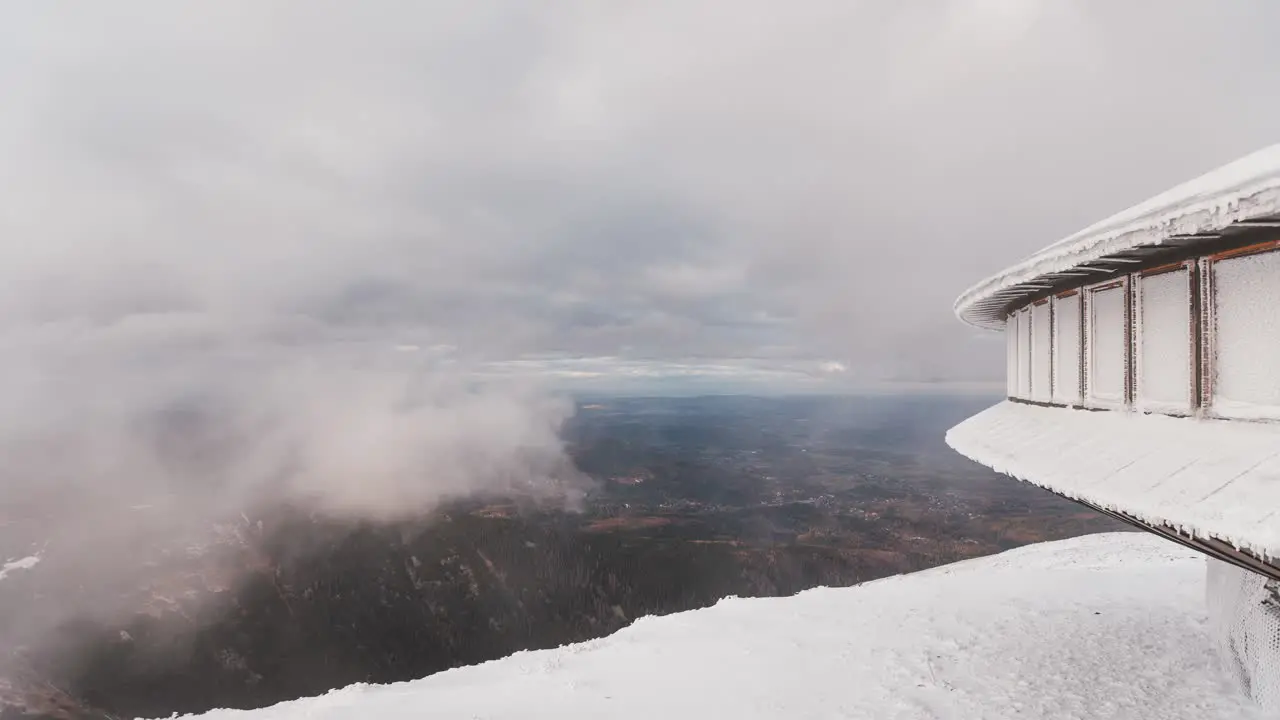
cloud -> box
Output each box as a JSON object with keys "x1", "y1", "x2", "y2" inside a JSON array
[{"x1": 4, "y1": 2, "x2": 1280, "y2": 383}]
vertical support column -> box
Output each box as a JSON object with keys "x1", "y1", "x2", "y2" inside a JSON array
[
  {"x1": 1048, "y1": 297, "x2": 1056, "y2": 400},
  {"x1": 1080, "y1": 289, "x2": 1089, "y2": 402},
  {"x1": 1028, "y1": 304, "x2": 1034, "y2": 400},
  {"x1": 1079, "y1": 289, "x2": 1087, "y2": 406},
  {"x1": 1205, "y1": 557, "x2": 1280, "y2": 709},
  {"x1": 1199, "y1": 256, "x2": 1215, "y2": 411},
  {"x1": 1189, "y1": 259, "x2": 1203, "y2": 412},
  {"x1": 1124, "y1": 274, "x2": 1135, "y2": 407}
]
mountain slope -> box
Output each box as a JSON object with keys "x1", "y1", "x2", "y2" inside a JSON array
[{"x1": 172, "y1": 533, "x2": 1263, "y2": 720}]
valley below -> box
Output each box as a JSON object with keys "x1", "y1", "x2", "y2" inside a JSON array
[{"x1": 0, "y1": 393, "x2": 1126, "y2": 719}]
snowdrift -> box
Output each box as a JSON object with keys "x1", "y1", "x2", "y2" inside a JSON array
[{"x1": 166, "y1": 533, "x2": 1262, "y2": 720}]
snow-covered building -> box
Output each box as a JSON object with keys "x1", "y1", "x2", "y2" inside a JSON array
[{"x1": 947, "y1": 144, "x2": 1280, "y2": 709}]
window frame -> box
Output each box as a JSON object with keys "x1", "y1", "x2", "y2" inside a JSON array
[
  {"x1": 1133, "y1": 261, "x2": 1195, "y2": 415},
  {"x1": 1082, "y1": 276, "x2": 1130, "y2": 410},
  {"x1": 1052, "y1": 289, "x2": 1083, "y2": 407},
  {"x1": 1202, "y1": 239, "x2": 1280, "y2": 420}
]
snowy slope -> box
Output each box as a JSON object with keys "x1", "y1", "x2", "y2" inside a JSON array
[
  {"x1": 168, "y1": 533, "x2": 1263, "y2": 720},
  {"x1": 947, "y1": 401, "x2": 1280, "y2": 559},
  {"x1": 957, "y1": 144, "x2": 1280, "y2": 329}
]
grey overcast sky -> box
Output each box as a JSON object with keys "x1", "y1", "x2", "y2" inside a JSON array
[{"x1": 3, "y1": 1, "x2": 1280, "y2": 392}]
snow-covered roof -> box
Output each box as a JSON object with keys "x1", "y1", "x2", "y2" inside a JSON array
[
  {"x1": 957, "y1": 144, "x2": 1280, "y2": 329},
  {"x1": 167, "y1": 533, "x2": 1262, "y2": 720},
  {"x1": 947, "y1": 401, "x2": 1280, "y2": 560}
]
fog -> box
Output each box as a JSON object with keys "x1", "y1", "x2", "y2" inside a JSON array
[
  {"x1": 1, "y1": 0, "x2": 1279, "y2": 694},
  {"x1": 6, "y1": 3, "x2": 1279, "y2": 388}
]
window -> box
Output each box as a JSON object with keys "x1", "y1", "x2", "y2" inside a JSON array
[
  {"x1": 1006, "y1": 311, "x2": 1018, "y2": 397},
  {"x1": 1031, "y1": 301, "x2": 1052, "y2": 402},
  {"x1": 1086, "y1": 282, "x2": 1126, "y2": 406},
  {"x1": 1017, "y1": 307, "x2": 1032, "y2": 398},
  {"x1": 1211, "y1": 247, "x2": 1280, "y2": 420},
  {"x1": 998, "y1": 237, "x2": 1280, "y2": 420},
  {"x1": 1136, "y1": 267, "x2": 1192, "y2": 412},
  {"x1": 1053, "y1": 292, "x2": 1081, "y2": 405}
]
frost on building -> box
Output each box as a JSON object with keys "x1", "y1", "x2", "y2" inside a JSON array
[{"x1": 946, "y1": 144, "x2": 1280, "y2": 709}]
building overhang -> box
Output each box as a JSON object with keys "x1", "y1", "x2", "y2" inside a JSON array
[{"x1": 946, "y1": 401, "x2": 1280, "y2": 577}]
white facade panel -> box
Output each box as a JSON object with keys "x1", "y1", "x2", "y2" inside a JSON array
[
  {"x1": 1137, "y1": 270, "x2": 1192, "y2": 412},
  {"x1": 1030, "y1": 302, "x2": 1052, "y2": 402},
  {"x1": 1006, "y1": 314, "x2": 1018, "y2": 397},
  {"x1": 1087, "y1": 285, "x2": 1126, "y2": 406},
  {"x1": 1017, "y1": 309, "x2": 1032, "y2": 398},
  {"x1": 1008, "y1": 312, "x2": 1019, "y2": 398},
  {"x1": 1053, "y1": 294, "x2": 1081, "y2": 405},
  {"x1": 1213, "y1": 250, "x2": 1280, "y2": 419}
]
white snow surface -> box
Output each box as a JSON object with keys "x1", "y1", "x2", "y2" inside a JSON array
[
  {"x1": 168, "y1": 533, "x2": 1263, "y2": 720},
  {"x1": 0, "y1": 554, "x2": 40, "y2": 582},
  {"x1": 957, "y1": 144, "x2": 1280, "y2": 329},
  {"x1": 948, "y1": 401, "x2": 1280, "y2": 559}
]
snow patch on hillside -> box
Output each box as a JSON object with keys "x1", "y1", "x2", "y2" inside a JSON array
[
  {"x1": 0, "y1": 554, "x2": 40, "y2": 582},
  {"x1": 166, "y1": 533, "x2": 1263, "y2": 720}
]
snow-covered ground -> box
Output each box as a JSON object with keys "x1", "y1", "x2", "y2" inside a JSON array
[{"x1": 168, "y1": 533, "x2": 1263, "y2": 720}]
